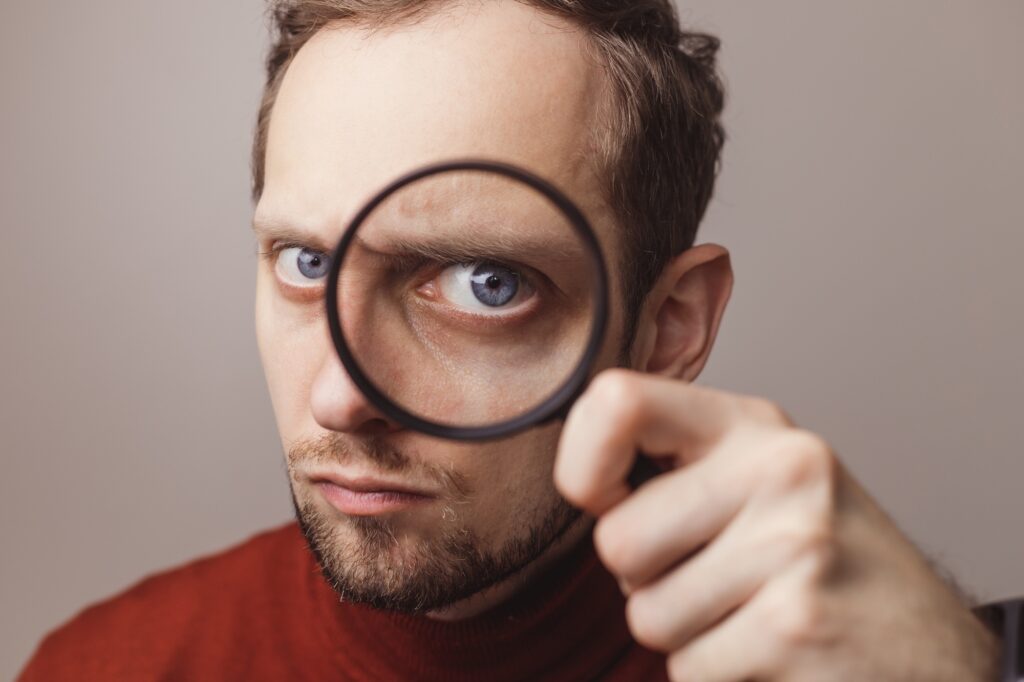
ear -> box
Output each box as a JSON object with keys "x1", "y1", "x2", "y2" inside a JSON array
[{"x1": 631, "y1": 243, "x2": 733, "y2": 381}]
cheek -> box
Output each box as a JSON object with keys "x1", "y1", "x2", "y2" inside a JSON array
[
  {"x1": 255, "y1": 270, "x2": 328, "y2": 437},
  {"x1": 457, "y1": 421, "x2": 565, "y2": 526}
]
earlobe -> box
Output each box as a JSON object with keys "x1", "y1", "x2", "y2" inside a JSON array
[{"x1": 638, "y1": 243, "x2": 733, "y2": 380}]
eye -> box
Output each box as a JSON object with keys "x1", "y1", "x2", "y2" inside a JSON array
[
  {"x1": 275, "y1": 246, "x2": 331, "y2": 287},
  {"x1": 434, "y1": 262, "x2": 534, "y2": 313}
]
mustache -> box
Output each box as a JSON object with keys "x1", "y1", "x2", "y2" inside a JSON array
[
  {"x1": 288, "y1": 430, "x2": 410, "y2": 471},
  {"x1": 285, "y1": 431, "x2": 470, "y2": 500}
]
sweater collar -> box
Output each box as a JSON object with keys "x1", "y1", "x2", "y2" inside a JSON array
[{"x1": 304, "y1": 526, "x2": 641, "y2": 680}]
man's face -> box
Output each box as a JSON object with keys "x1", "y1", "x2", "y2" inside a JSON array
[{"x1": 254, "y1": 0, "x2": 626, "y2": 613}]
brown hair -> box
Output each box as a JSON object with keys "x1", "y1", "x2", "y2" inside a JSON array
[{"x1": 251, "y1": 0, "x2": 725, "y2": 340}]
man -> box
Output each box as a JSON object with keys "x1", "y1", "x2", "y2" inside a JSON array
[{"x1": 18, "y1": 0, "x2": 1006, "y2": 680}]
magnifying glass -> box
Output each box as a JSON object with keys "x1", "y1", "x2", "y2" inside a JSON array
[{"x1": 324, "y1": 159, "x2": 660, "y2": 488}]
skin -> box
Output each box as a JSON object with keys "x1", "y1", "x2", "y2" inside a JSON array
[
  {"x1": 255, "y1": 0, "x2": 621, "y2": 620},
  {"x1": 254, "y1": 0, "x2": 1000, "y2": 677}
]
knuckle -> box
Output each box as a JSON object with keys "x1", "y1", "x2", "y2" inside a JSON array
[
  {"x1": 767, "y1": 587, "x2": 826, "y2": 648},
  {"x1": 778, "y1": 519, "x2": 838, "y2": 579},
  {"x1": 625, "y1": 591, "x2": 670, "y2": 651},
  {"x1": 771, "y1": 504, "x2": 839, "y2": 575},
  {"x1": 552, "y1": 460, "x2": 604, "y2": 512},
  {"x1": 768, "y1": 429, "x2": 836, "y2": 490},
  {"x1": 588, "y1": 370, "x2": 645, "y2": 424},
  {"x1": 666, "y1": 649, "x2": 697, "y2": 682},
  {"x1": 592, "y1": 515, "x2": 636, "y2": 576},
  {"x1": 553, "y1": 473, "x2": 589, "y2": 509},
  {"x1": 555, "y1": 467, "x2": 606, "y2": 511},
  {"x1": 800, "y1": 535, "x2": 839, "y2": 582},
  {"x1": 551, "y1": 457, "x2": 587, "y2": 506},
  {"x1": 741, "y1": 395, "x2": 792, "y2": 425}
]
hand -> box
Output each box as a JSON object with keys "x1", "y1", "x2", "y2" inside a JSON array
[{"x1": 553, "y1": 369, "x2": 1000, "y2": 681}]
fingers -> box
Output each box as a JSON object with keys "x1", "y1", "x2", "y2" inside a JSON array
[
  {"x1": 550, "y1": 367, "x2": 853, "y2": 681},
  {"x1": 664, "y1": 550, "x2": 833, "y2": 682},
  {"x1": 554, "y1": 370, "x2": 742, "y2": 515},
  {"x1": 619, "y1": 492, "x2": 821, "y2": 655},
  {"x1": 664, "y1": 600, "x2": 775, "y2": 682},
  {"x1": 592, "y1": 441, "x2": 753, "y2": 588}
]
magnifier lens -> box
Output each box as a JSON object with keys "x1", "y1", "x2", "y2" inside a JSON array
[{"x1": 334, "y1": 167, "x2": 601, "y2": 431}]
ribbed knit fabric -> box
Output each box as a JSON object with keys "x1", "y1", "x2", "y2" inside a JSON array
[{"x1": 18, "y1": 521, "x2": 668, "y2": 681}]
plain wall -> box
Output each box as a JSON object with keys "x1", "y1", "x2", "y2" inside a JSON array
[{"x1": 2, "y1": 1, "x2": 1022, "y2": 677}]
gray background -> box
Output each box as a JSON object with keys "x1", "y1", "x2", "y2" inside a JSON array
[{"x1": 2, "y1": 1, "x2": 1022, "y2": 677}]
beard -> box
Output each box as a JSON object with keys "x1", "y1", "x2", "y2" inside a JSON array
[{"x1": 287, "y1": 431, "x2": 582, "y2": 614}]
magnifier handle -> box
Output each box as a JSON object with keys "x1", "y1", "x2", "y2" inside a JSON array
[{"x1": 627, "y1": 452, "x2": 664, "y2": 490}]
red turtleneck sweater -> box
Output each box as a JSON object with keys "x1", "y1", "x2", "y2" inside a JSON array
[{"x1": 18, "y1": 521, "x2": 668, "y2": 680}]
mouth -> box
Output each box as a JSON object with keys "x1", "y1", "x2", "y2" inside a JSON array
[{"x1": 308, "y1": 471, "x2": 437, "y2": 516}]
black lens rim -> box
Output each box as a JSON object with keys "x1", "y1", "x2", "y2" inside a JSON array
[{"x1": 324, "y1": 158, "x2": 609, "y2": 441}]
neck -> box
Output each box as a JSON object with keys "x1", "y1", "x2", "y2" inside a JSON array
[{"x1": 424, "y1": 513, "x2": 596, "y2": 621}]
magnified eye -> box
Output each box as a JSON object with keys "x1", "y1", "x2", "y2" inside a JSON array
[
  {"x1": 276, "y1": 246, "x2": 331, "y2": 286},
  {"x1": 435, "y1": 262, "x2": 534, "y2": 312}
]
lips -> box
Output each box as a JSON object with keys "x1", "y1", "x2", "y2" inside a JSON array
[
  {"x1": 308, "y1": 471, "x2": 435, "y2": 497},
  {"x1": 308, "y1": 471, "x2": 437, "y2": 516}
]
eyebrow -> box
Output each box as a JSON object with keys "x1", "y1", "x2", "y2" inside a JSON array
[
  {"x1": 352, "y1": 230, "x2": 589, "y2": 270},
  {"x1": 255, "y1": 213, "x2": 590, "y2": 265},
  {"x1": 251, "y1": 215, "x2": 335, "y2": 253}
]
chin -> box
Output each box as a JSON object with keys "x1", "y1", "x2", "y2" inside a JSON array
[{"x1": 290, "y1": 478, "x2": 583, "y2": 614}]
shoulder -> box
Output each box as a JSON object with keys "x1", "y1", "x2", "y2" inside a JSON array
[{"x1": 17, "y1": 521, "x2": 307, "y2": 681}]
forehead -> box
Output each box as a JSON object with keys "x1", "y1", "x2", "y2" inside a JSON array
[{"x1": 257, "y1": 0, "x2": 609, "y2": 241}]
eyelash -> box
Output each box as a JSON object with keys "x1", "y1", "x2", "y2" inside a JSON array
[{"x1": 258, "y1": 241, "x2": 305, "y2": 264}]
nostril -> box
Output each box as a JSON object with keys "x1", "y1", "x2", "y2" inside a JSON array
[{"x1": 359, "y1": 418, "x2": 399, "y2": 436}]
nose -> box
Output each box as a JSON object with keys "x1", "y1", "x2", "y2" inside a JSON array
[{"x1": 310, "y1": 347, "x2": 401, "y2": 436}]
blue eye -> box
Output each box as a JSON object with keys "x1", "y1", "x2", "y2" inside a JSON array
[
  {"x1": 435, "y1": 261, "x2": 532, "y2": 313},
  {"x1": 275, "y1": 246, "x2": 331, "y2": 286},
  {"x1": 296, "y1": 247, "x2": 330, "y2": 279},
  {"x1": 469, "y1": 264, "x2": 519, "y2": 307}
]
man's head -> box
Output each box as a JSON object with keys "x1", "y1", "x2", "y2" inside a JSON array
[{"x1": 251, "y1": 0, "x2": 732, "y2": 615}]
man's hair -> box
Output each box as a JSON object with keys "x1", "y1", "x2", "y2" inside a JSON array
[{"x1": 252, "y1": 0, "x2": 725, "y2": 342}]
